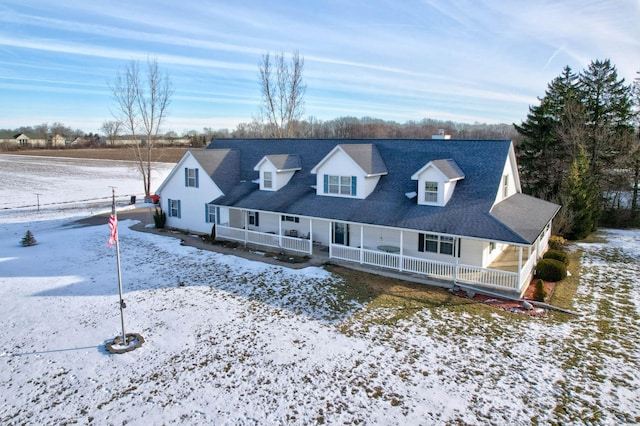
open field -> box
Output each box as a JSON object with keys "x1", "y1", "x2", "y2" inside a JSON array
[
  {"x1": 1, "y1": 154, "x2": 639, "y2": 424},
  {"x1": 4, "y1": 147, "x2": 197, "y2": 163}
]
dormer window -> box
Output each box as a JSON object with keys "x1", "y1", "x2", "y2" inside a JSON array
[
  {"x1": 311, "y1": 144, "x2": 387, "y2": 199},
  {"x1": 264, "y1": 171, "x2": 273, "y2": 189},
  {"x1": 424, "y1": 181, "x2": 438, "y2": 203},
  {"x1": 254, "y1": 154, "x2": 301, "y2": 191},
  {"x1": 327, "y1": 175, "x2": 355, "y2": 196},
  {"x1": 411, "y1": 159, "x2": 464, "y2": 207}
]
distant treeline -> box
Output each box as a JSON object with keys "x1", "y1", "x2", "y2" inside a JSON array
[{"x1": 2, "y1": 116, "x2": 521, "y2": 148}]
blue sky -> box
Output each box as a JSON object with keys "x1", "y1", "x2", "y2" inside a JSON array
[{"x1": 1, "y1": 0, "x2": 638, "y2": 134}]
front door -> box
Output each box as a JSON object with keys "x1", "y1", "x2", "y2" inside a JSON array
[{"x1": 333, "y1": 222, "x2": 349, "y2": 245}]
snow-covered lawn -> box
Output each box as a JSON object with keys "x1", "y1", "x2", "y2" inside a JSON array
[{"x1": 0, "y1": 154, "x2": 639, "y2": 425}]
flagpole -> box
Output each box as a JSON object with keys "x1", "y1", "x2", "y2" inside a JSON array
[{"x1": 111, "y1": 187, "x2": 127, "y2": 345}]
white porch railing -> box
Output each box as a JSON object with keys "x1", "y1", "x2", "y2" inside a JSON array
[
  {"x1": 403, "y1": 255, "x2": 454, "y2": 280},
  {"x1": 332, "y1": 245, "x2": 360, "y2": 262},
  {"x1": 215, "y1": 225, "x2": 310, "y2": 254},
  {"x1": 281, "y1": 236, "x2": 311, "y2": 253},
  {"x1": 216, "y1": 225, "x2": 525, "y2": 293},
  {"x1": 247, "y1": 230, "x2": 280, "y2": 247},
  {"x1": 456, "y1": 264, "x2": 519, "y2": 291},
  {"x1": 332, "y1": 244, "x2": 520, "y2": 292},
  {"x1": 216, "y1": 225, "x2": 245, "y2": 242},
  {"x1": 362, "y1": 248, "x2": 400, "y2": 269}
]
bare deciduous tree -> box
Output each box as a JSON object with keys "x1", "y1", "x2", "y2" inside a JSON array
[
  {"x1": 110, "y1": 58, "x2": 173, "y2": 196},
  {"x1": 258, "y1": 51, "x2": 306, "y2": 138},
  {"x1": 101, "y1": 120, "x2": 121, "y2": 147}
]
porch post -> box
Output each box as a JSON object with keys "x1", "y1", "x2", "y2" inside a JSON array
[
  {"x1": 517, "y1": 245, "x2": 523, "y2": 284},
  {"x1": 244, "y1": 210, "x2": 248, "y2": 246},
  {"x1": 328, "y1": 221, "x2": 332, "y2": 258},
  {"x1": 309, "y1": 219, "x2": 313, "y2": 255},
  {"x1": 278, "y1": 216, "x2": 282, "y2": 248},
  {"x1": 360, "y1": 226, "x2": 364, "y2": 264},
  {"x1": 399, "y1": 230, "x2": 404, "y2": 272},
  {"x1": 453, "y1": 238, "x2": 458, "y2": 283}
]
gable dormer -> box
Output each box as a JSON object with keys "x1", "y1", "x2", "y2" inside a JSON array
[
  {"x1": 310, "y1": 144, "x2": 387, "y2": 199},
  {"x1": 411, "y1": 159, "x2": 464, "y2": 206},
  {"x1": 254, "y1": 154, "x2": 301, "y2": 191}
]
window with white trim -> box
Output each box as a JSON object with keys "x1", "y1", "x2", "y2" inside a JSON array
[
  {"x1": 440, "y1": 236, "x2": 454, "y2": 255},
  {"x1": 503, "y1": 175, "x2": 509, "y2": 198},
  {"x1": 281, "y1": 215, "x2": 300, "y2": 223},
  {"x1": 424, "y1": 181, "x2": 438, "y2": 203},
  {"x1": 169, "y1": 199, "x2": 181, "y2": 217},
  {"x1": 263, "y1": 171, "x2": 273, "y2": 189},
  {"x1": 185, "y1": 168, "x2": 199, "y2": 187},
  {"x1": 206, "y1": 204, "x2": 216, "y2": 223},
  {"x1": 328, "y1": 175, "x2": 354, "y2": 195},
  {"x1": 248, "y1": 211, "x2": 259, "y2": 226},
  {"x1": 419, "y1": 233, "x2": 455, "y2": 255}
]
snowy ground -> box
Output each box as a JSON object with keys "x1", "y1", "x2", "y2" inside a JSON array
[{"x1": 0, "y1": 154, "x2": 639, "y2": 425}]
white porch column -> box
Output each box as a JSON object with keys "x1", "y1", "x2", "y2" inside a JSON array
[
  {"x1": 399, "y1": 231, "x2": 404, "y2": 272},
  {"x1": 328, "y1": 221, "x2": 332, "y2": 258},
  {"x1": 453, "y1": 238, "x2": 458, "y2": 283},
  {"x1": 360, "y1": 226, "x2": 364, "y2": 264},
  {"x1": 278, "y1": 217, "x2": 282, "y2": 248},
  {"x1": 243, "y1": 210, "x2": 248, "y2": 246},
  {"x1": 517, "y1": 245, "x2": 523, "y2": 283},
  {"x1": 309, "y1": 220, "x2": 313, "y2": 255}
]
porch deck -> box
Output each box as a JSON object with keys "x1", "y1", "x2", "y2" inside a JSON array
[
  {"x1": 216, "y1": 224, "x2": 532, "y2": 297},
  {"x1": 488, "y1": 246, "x2": 531, "y2": 273}
]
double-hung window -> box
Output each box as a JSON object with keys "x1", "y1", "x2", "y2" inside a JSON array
[
  {"x1": 424, "y1": 181, "x2": 438, "y2": 203},
  {"x1": 206, "y1": 204, "x2": 216, "y2": 223},
  {"x1": 281, "y1": 215, "x2": 300, "y2": 223},
  {"x1": 419, "y1": 233, "x2": 456, "y2": 256},
  {"x1": 503, "y1": 175, "x2": 509, "y2": 198},
  {"x1": 325, "y1": 175, "x2": 356, "y2": 196},
  {"x1": 169, "y1": 199, "x2": 181, "y2": 218},
  {"x1": 263, "y1": 171, "x2": 273, "y2": 189},
  {"x1": 185, "y1": 168, "x2": 199, "y2": 188},
  {"x1": 248, "y1": 211, "x2": 259, "y2": 226}
]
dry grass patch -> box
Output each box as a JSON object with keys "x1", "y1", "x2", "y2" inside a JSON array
[
  {"x1": 9, "y1": 147, "x2": 198, "y2": 163},
  {"x1": 326, "y1": 264, "x2": 515, "y2": 330}
]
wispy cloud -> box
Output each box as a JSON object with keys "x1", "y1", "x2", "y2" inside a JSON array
[{"x1": 0, "y1": 0, "x2": 637, "y2": 132}]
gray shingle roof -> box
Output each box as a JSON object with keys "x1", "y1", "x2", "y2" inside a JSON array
[
  {"x1": 430, "y1": 159, "x2": 465, "y2": 180},
  {"x1": 204, "y1": 139, "x2": 558, "y2": 245},
  {"x1": 190, "y1": 149, "x2": 240, "y2": 194},
  {"x1": 265, "y1": 154, "x2": 301, "y2": 171},
  {"x1": 490, "y1": 193, "x2": 561, "y2": 243},
  {"x1": 339, "y1": 144, "x2": 388, "y2": 175}
]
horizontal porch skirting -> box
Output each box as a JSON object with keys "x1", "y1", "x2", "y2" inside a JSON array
[{"x1": 216, "y1": 224, "x2": 527, "y2": 294}]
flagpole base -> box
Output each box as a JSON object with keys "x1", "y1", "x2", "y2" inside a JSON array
[{"x1": 105, "y1": 333, "x2": 145, "y2": 354}]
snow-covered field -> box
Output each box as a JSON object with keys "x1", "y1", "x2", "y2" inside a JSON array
[{"x1": 1, "y1": 154, "x2": 639, "y2": 425}]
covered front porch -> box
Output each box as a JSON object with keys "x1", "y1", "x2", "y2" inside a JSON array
[{"x1": 213, "y1": 208, "x2": 544, "y2": 297}]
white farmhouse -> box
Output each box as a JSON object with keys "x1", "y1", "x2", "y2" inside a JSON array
[{"x1": 156, "y1": 139, "x2": 559, "y2": 297}]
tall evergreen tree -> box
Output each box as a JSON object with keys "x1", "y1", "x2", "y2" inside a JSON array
[
  {"x1": 514, "y1": 66, "x2": 578, "y2": 201},
  {"x1": 563, "y1": 146, "x2": 600, "y2": 239},
  {"x1": 577, "y1": 59, "x2": 635, "y2": 187}
]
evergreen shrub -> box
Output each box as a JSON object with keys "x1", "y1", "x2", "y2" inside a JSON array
[
  {"x1": 548, "y1": 235, "x2": 566, "y2": 251},
  {"x1": 536, "y1": 258, "x2": 567, "y2": 282},
  {"x1": 543, "y1": 249, "x2": 569, "y2": 265},
  {"x1": 533, "y1": 278, "x2": 547, "y2": 302},
  {"x1": 20, "y1": 230, "x2": 37, "y2": 247},
  {"x1": 153, "y1": 208, "x2": 166, "y2": 229}
]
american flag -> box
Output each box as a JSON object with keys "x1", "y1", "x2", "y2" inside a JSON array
[{"x1": 107, "y1": 214, "x2": 118, "y2": 247}]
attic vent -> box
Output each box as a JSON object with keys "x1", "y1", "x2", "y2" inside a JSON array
[{"x1": 405, "y1": 191, "x2": 417, "y2": 199}]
